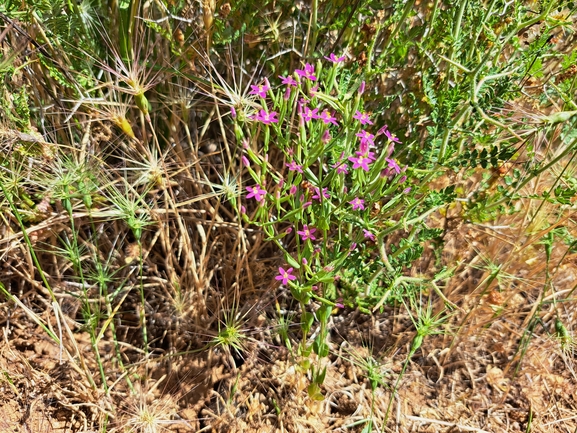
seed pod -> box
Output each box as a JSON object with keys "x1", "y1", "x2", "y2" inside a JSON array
[
  {"x1": 203, "y1": 0, "x2": 216, "y2": 32},
  {"x1": 134, "y1": 91, "x2": 151, "y2": 122},
  {"x1": 113, "y1": 115, "x2": 136, "y2": 139}
]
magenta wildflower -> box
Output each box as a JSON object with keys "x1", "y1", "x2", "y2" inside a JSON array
[
  {"x1": 385, "y1": 158, "x2": 401, "y2": 175},
  {"x1": 289, "y1": 185, "x2": 297, "y2": 195},
  {"x1": 353, "y1": 110, "x2": 374, "y2": 125},
  {"x1": 332, "y1": 162, "x2": 349, "y2": 174},
  {"x1": 318, "y1": 109, "x2": 339, "y2": 126},
  {"x1": 301, "y1": 106, "x2": 319, "y2": 122},
  {"x1": 240, "y1": 205, "x2": 246, "y2": 214},
  {"x1": 297, "y1": 224, "x2": 317, "y2": 241},
  {"x1": 312, "y1": 187, "x2": 330, "y2": 201},
  {"x1": 349, "y1": 197, "x2": 365, "y2": 211},
  {"x1": 241, "y1": 155, "x2": 250, "y2": 166},
  {"x1": 403, "y1": 187, "x2": 412, "y2": 194},
  {"x1": 246, "y1": 185, "x2": 267, "y2": 202},
  {"x1": 359, "y1": 81, "x2": 366, "y2": 95},
  {"x1": 363, "y1": 229, "x2": 376, "y2": 242},
  {"x1": 275, "y1": 267, "x2": 297, "y2": 285},
  {"x1": 250, "y1": 83, "x2": 270, "y2": 98},
  {"x1": 310, "y1": 85, "x2": 319, "y2": 97},
  {"x1": 356, "y1": 150, "x2": 376, "y2": 161},
  {"x1": 321, "y1": 129, "x2": 331, "y2": 144},
  {"x1": 255, "y1": 109, "x2": 279, "y2": 125},
  {"x1": 356, "y1": 130, "x2": 375, "y2": 146},
  {"x1": 348, "y1": 154, "x2": 372, "y2": 171},
  {"x1": 384, "y1": 129, "x2": 402, "y2": 144},
  {"x1": 335, "y1": 299, "x2": 344, "y2": 309},
  {"x1": 350, "y1": 242, "x2": 357, "y2": 251},
  {"x1": 286, "y1": 160, "x2": 303, "y2": 173},
  {"x1": 324, "y1": 53, "x2": 346, "y2": 63},
  {"x1": 230, "y1": 107, "x2": 237, "y2": 118},
  {"x1": 279, "y1": 75, "x2": 298, "y2": 87},
  {"x1": 295, "y1": 63, "x2": 317, "y2": 81}
]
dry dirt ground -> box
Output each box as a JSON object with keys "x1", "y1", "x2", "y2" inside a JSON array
[{"x1": 1, "y1": 211, "x2": 577, "y2": 433}]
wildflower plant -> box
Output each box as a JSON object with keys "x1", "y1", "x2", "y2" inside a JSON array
[{"x1": 231, "y1": 56, "x2": 448, "y2": 397}]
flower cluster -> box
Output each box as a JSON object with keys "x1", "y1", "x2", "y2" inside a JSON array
[
  {"x1": 238, "y1": 52, "x2": 410, "y2": 308},
  {"x1": 231, "y1": 50, "x2": 432, "y2": 398}
]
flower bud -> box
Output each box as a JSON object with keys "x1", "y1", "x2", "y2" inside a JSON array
[{"x1": 385, "y1": 143, "x2": 395, "y2": 158}]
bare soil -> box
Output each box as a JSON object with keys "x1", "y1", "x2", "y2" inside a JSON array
[{"x1": 1, "y1": 214, "x2": 576, "y2": 433}]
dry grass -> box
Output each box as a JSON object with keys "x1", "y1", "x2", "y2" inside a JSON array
[{"x1": 0, "y1": 1, "x2": 577, "y2": 432}]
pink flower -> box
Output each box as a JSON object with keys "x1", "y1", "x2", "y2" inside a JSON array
[
  {"x1": 324, "y1": 53, "x2": 346, "y2": 63},
  {"x1": 255, "y1": 109, "x2": 278, "y2": 124},
  {"x1": 353, "y1": 110, "x2": 373, "y2": 125},
  {"x1": 295, "y1": 63, "x2": 317, "y2": 81},
  {"x1": 348, "y1": 154, "x2": 372, "y2": 171},
  {"x1": 312, "y1": 187, "x2": 330, "y2": 201},
  {"x1": 289, "y1": 185, "x2": 297, "y2": 195},
  {"x1": 241, "y1": 155, "x2": 250, "y2": 166},
  {"x1": 230, "y1": 107, "x2": 237, "y2": 118},
  {"x1": 250, "y1": 83, "x2": 270, "y2": 98},
  {"x1": 279, "y1": 75, "x2": 298, "y2": 87},
  {"x1": 349, "y1": 197, "x2": 365, "y2": 210},
  {"x1": 384, "y1": 129, "x2": 401, "y2": 144},
  {"x1": 286, "y1": 161, "x2": 303, "y2": 173},
  {"x1": 310, "y1": 85, "x2": 319, "y2": 97},
  {"x1": 297, "y1": 224, "x2": 317, "y2": 241},
  {"x1": 356, "y1": 150, "x2": 376, "y2": 161},
  {"x1": 318, "y1": 109, "x2": 338, "y2": 126},
  {"x1": 359, "y1": 81, "x2": 366, "y2": 95},
  {"x1": 335, "y1": 299, "x2": 344, "y2": 309},
  {"x1": 377, "y1": 125, "x2": 389, "y2": 135},
  {"x1": 275, "y1": 267, "x2": 297, "y2": 285},
  {"x1": 385, "y1": 158, "x2": 401, "y2": 175},
  {"x1": 363, "y1": 229, "x2": 376, "y2": 242},
  {"x1": 321, "y1": 129, "x2": 331, "y2": 144},
  {"x1": 246, "y1": 185, "x2": 267, "y2": 202},
  {"x1": 356, "y1": 130, "x2": 375, "y2": 147},
  {"x1": 332, "y1": 162, "x2": 349, "y2": 174},
  {"x1": 301, "y1": 106, "x2": 319, "y2": 122}
]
